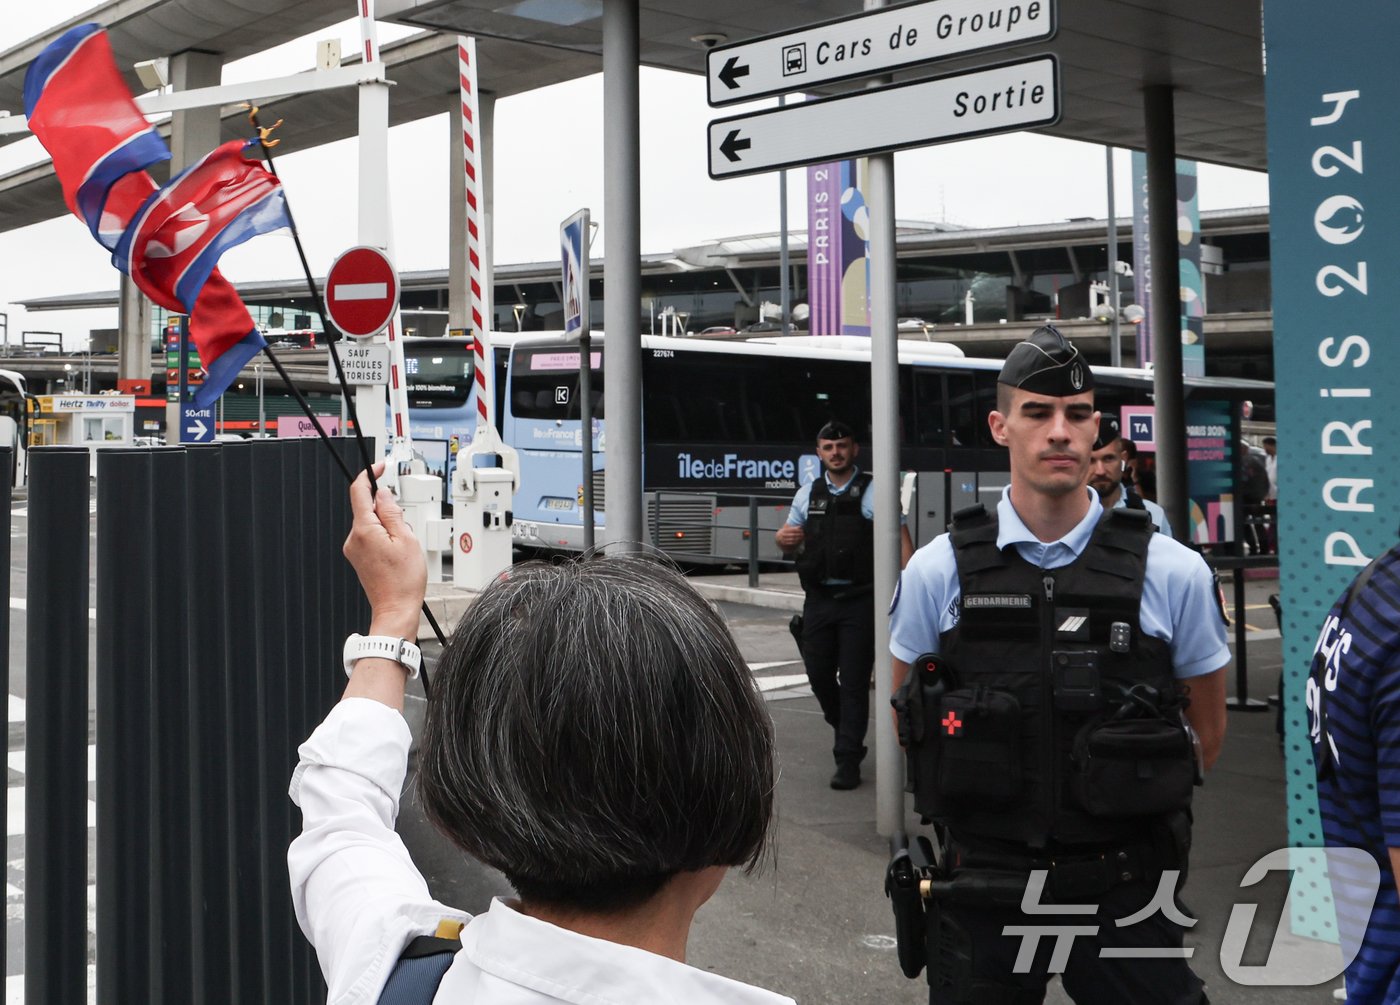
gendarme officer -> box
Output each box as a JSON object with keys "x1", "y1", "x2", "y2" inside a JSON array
[
  {"x1": 777, "y1": 420, "x2": 911, "y2": 790},
  {"x1": 888, "y1": 326, "x2": 1227, "y2": 1004},
  {"x1": 1087, "y1": 412, "x2": 1173, "y2": 537}
]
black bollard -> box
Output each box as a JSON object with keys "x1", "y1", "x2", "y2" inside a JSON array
[{"x1": 26, "y1": 446, "x2": 92, "y2": 1005}]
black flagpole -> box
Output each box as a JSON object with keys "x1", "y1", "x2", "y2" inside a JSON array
[{"x1": 244, "y1": 109, "x2": 449, "y2": 684}]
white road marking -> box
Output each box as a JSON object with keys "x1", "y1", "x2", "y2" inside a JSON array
[
  {"x1": 756, "y1": 674, "x2": 810, "y2": 692},
  {"x1": 748, "y1": 660, "x2": 801, "y2": 672}
]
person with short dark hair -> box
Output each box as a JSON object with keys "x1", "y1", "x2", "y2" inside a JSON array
[
  {"x1": 289, "y1": 462, "x2": 789, "y2": 1004},
  {"x1": 776, "y1": 420, "x2": 913, "y2": 790},
  {"x1": 1087, "y1": 412, "x2": 1173, "y2": 537}
]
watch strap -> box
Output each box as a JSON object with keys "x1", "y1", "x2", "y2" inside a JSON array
[{"x1": 344, "y1": 633, "x2": 422, "y2": 679}]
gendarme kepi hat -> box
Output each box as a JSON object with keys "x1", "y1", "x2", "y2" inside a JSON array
[
  {"x1": 997, "y1": 324, "x2": 1094, "y2": 397},
  {"x1": 1093, "y1": 412, "x2": 1121, "y2": 451}
]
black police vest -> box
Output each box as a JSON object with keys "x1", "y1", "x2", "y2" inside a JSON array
[
  {"x1": 1122, "y1": 488, "x2": 1146, "y2": 511},
  {"x1": 906, "y1": 504, "x2": 1192, "y2": 849},
  {"x1": 795, "y1": 472, "x2": 875, "y2": 594}
]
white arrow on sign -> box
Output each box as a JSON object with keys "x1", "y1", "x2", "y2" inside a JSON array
[
  {"x1": 706, "y1": 0, "x2": 1055, "y2": 106},
  {"x1": 708, "y1": 54, "x2": 1059, "y2": 180},
  {"x1": 189, "y1": 418, "x2": 208, "y2": 439}
]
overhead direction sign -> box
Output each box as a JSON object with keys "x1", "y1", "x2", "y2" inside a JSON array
[
  {"x1": 705, "y1": 0, "x2": 1055, "y2": 106},
  {"x1": 708, "y1": 54, "x2": 1059, "y2": 180},
  {"x1": 324, "y1": 246, "x2": 400, "y2": 338}
]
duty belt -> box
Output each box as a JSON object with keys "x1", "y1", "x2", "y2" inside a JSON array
[{"x1": 947, "y1": 833, "x2": 1153, "y2": 903}]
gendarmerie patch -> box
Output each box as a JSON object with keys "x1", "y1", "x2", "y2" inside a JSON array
[{"x1": 962, "y1": 594, "x2": 1034, "y2": 609}]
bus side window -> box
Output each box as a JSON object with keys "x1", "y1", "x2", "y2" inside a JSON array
[
  {"x1": 912, "y1": 370, "x2": 944, "y2": 447},
  {"x1": 948, "y1": 373, "x2": 978, "y2": 449}
]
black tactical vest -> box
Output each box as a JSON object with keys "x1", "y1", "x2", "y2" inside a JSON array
[
  {"x1": 795, "y1": 472, "x2": 875, "y2": 593},
  {"x1": 901, "y1": 504, "x2": 1193, "y2": 850}
]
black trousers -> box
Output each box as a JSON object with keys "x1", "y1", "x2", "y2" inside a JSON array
[
  {"x1": 801, "y1": 589, "x2": 875, "y2": 764},
  {"x1": 926, "y1": 877, "x2": 1206, "y2": 1005}
]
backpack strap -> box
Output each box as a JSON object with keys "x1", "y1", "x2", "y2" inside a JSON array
[{"x1": 376, "y1": 935, "x2": 461, "y2": 1005}]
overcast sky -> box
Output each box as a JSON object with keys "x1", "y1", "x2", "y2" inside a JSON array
[{"x1": 0, "y1": 5, "x2": 1272, "y2": 347}]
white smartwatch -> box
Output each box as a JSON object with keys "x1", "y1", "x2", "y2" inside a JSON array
[{"x1": 343, "y1": 633, "x2": 422, "y2": 679}]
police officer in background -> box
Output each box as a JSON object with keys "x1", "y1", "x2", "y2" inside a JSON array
[
  {"x1": 888, "y1": 326, "x2": 1228, "y2": 1003},
  {"x1": 1087, "y1": 412, "x2": 1173, "y2": 537},
  {"x1": 777, "y1": 420, "x2": 913, "y2": 790}
]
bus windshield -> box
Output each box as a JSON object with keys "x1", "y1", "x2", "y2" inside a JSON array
[
  {"x1": 509, "y1": 345, "x2": 603, "y2": 422},
  {"x1": 405, "y1": 341, "x2": 475, "y2": 408}
]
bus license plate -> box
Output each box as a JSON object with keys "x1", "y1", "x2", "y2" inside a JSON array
[{"x1": 543, "y1": 498, "x2": 574, "y2": 510}]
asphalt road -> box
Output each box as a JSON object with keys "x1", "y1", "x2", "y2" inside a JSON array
[
  {"x1": 391, "y1": 588, "x2": 1341, "y2": 1005},
  {"x1": 0, "y1": 488, "x2": 1345, "y2": 1002}
]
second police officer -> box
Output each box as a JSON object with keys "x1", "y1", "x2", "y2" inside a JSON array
[
  {"x1": 777, "y1": 420, "x2": 912, "y2": 790},
  {"x1": 888, "y1": 326, "x2": 1228, "y2": 1004},
  {"x1": 1087, "y1": 412, "x2": 1173, "y2": 537}
]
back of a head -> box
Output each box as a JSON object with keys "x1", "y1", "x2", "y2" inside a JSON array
[{"x1": 417, "y1": 555, "x2": 776, "y2": 913}]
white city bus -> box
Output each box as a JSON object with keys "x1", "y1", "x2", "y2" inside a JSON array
[{"x1": 503, "y1": 334, "x2": 1273, "y2": 562}]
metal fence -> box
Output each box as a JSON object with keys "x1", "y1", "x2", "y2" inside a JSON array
[{"x1": 21, "y1": 438, "x2": 366, "y2": 1004}]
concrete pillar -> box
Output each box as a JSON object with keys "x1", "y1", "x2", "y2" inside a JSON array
[
  {"x1": 117, "y1": 279, "x2": 152, "y2": 388},
  {"x1": 602, "y1": 0, "x2": 642, "y2": 549},
  {"x1": 165, "y1": 50, "x2": 223, "y2": 437},
  {"x1": 167, "y1": 51, "x2": 222, "y2": 171},
  {"x1": 864, "y1": 0, "x2": 903, "y2": 841},
  {"x1": 1144, "y1": 85, "x2": 1187, "y2": 541}
]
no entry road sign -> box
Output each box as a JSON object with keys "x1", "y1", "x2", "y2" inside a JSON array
[
  {"x1": 705, "y1": 0, "x2": 1055, "y2": 107},
  {"x1": 325, "y1": 246, "x2": 400, "y2": 338},
  {"x1": 708, "y1": 54, "x2": 1059, "y2": 180}
]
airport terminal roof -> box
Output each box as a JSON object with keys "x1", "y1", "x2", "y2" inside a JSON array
[
  {"x1": 0, "y1": 0, "x2": 1265, "y2": 235},
  {"x1": 14, "y1": 207, "x2": 1270, "y2": 313}
]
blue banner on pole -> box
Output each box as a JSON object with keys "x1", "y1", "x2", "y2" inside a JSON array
[
  {"x1": 838, "y1": 160, "x2": 871, "y2": 337},
  {"x1": 807, "y1": 162, "x2": 842, "y2": 335},
  {"x1": 1265, "y1": 0, "x2": 1400, "y2": 940},
  {"x1": 1177, "y1": 162, "x2": 1205, "y2": 376},
  {"x1": 1130, "y1": 151, "x2": 1152, "y2": 365}
]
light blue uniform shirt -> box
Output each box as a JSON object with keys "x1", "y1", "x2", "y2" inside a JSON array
[
  {"x1": 889, "y1": 486, "x2": 1228, "y2": 679},
  {"x1": 785, "y1": 467, "x2": 876, "y2": 526},
  {"x1": 1114, "y1": 491, "x2": 1173, "y2": 539}
]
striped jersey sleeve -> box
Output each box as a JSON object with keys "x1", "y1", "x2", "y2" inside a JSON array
[{"x1": 1309, "y1": 545, "x2": 1400, "y2": 1005}]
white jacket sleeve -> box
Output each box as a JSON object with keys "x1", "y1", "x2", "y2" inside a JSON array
[{"x1": 288, "y1": 697, "x2": 469, "y2": 1005}]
